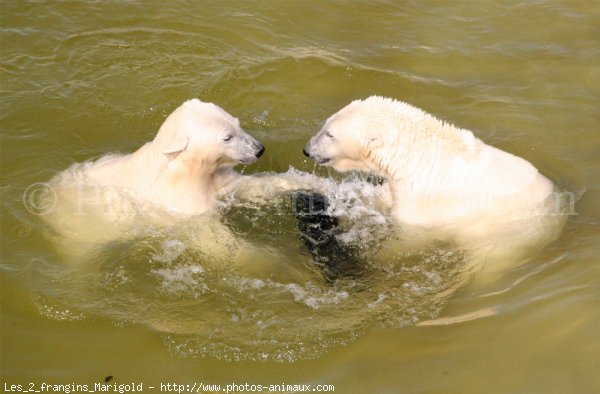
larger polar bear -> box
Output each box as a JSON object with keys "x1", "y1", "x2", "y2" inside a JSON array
[{"x1": 303, "y1": 96, "x2": 566, "y2": 270}]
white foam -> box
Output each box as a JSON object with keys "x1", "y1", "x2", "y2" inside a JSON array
[
  {"x1": 152, "y1": 239, "x2": 186, "y2": 263},
  {"x1": 280, "y1": 282, "x2": 349, "y2": 309},
  {"x1": 228, "y1": 276, "x2": 350, "y2": 310},
  {"x1": 367, "y1": 293, "x2": 388, "y2": 309},
  {"x1": 152, "y1": 264, "x2": 207, "y2": 293}
]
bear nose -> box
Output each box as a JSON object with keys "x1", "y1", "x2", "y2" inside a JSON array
[
  {"x1": 255, "y1": 145, "x2": 265, "y2": 158},
  {"x1": 303, "y1": 147, "x2": 311, "y2": 157}
]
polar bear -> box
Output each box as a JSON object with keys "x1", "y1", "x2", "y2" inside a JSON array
[
  {"x1": 303, "y1": 96, "x2": 566, "y2": 274},
  {"x1": 83, "y1": 98, "x2": 266, "y2": 214},
  {"x1": 43, "y1": 99, "x2": 316, "y2": 264}
]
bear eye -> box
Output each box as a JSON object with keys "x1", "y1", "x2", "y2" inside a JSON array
[
  {"x1": 223, "y1": 135, "x2": 233, "y2": 142},
  {"x1": 325, "y1": 131, "x2": 334, "y2": 139}
]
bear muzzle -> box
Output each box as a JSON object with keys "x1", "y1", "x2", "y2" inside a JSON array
[{"x1": 303, "y1": 145, "x2": 330, "y2": 164}]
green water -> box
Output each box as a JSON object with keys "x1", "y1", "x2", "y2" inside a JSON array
[{"x1": 2, "y1": 1, "x2": 599, "y2": 392}]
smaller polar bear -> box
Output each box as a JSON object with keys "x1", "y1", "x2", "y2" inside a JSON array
[
  {"x1": 45, "y1": 99, "x2": 314, "y2": 263},
  {"x1": 303, "y1": 96, "x2": 566, "y2": 272},
  {"x1": 85, "y1": 98, "x2": 264, "y2": 214}
]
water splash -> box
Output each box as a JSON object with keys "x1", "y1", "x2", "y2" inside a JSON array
[{"x1": 33, "y1": 167, "x2": 469, "y2": 362}]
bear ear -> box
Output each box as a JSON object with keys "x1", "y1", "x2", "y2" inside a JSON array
[{"x1": 162, "y1": 134, "x2": 189, "y2": 157}]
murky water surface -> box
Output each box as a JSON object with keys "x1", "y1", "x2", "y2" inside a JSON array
[{"x1": 1, "y1": 1, "x2": 599, "y2": 392}]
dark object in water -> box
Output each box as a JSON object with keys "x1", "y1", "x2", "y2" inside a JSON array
[
  {"x1": 292, "y1": 191, "x2": 363, "y2": 281},
  {"x1": 104, "y1": 376, "x2": 113, "y2": 383}
]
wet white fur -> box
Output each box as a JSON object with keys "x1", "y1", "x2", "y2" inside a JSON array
[
  {"x1": 83, "y1": 99, "x2": 269, "y2": 215},
  {"x1": 45, "y1": 99, "x2": 315, "y2": 262},
  {"x1": 305, "y1": 96, "x2": 556, "y2": 227},
  {"x1": 305, "y1": 96, "x2": 566, "y2": 277}
]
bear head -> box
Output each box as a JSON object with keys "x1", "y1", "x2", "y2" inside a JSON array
[{"x1": 153, "y1": 99, "x2": 265, "y2": 170}]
